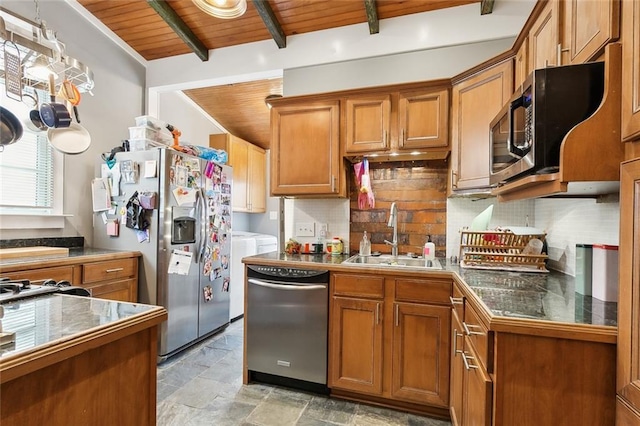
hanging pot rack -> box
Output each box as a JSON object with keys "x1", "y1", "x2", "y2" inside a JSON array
[{"x1": 0, "y1": 7, "x2": 94, "y2": 96}]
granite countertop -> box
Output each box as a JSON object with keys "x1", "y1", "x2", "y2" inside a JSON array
[
  {"x1": 243, "y1": 252, "x2": 617, "y2": 328},
  {"x1": 0, "y1": 294, "x2": 166, "y2": 361},
  {"x1": 0, "y1": 247, "x2": 141, "y2": 269}
]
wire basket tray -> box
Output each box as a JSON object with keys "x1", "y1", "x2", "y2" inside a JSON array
[{"x1": 459, "y1": 230, "x2": 548, "y2": 273}]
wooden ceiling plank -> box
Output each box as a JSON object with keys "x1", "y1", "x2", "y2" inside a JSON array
[
  {"x1": 480, "y1": 0, "x2": 494, "y2": 15},
  {"x1": 146, "y1": 0, "x2": 209, "y2": 61},
  {"x1": 251, "y1": 0, "x2": 287, "y2": 48},
  {"x1": 363, "y1": 0, "x2": 379, "y2": 35}
]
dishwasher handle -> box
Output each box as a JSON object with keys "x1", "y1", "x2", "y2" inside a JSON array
[{"x1": 248, "y1": 278, "x2": 327, "y2": 291}]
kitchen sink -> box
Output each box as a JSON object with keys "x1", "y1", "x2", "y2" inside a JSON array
[{"x1": 342, "y1": 254, "x2": 443, "y2": 270}]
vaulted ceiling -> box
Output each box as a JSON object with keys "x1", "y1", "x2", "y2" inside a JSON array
[{"x1": 76, "y1": 0, "x2": 492, "y2": 149}]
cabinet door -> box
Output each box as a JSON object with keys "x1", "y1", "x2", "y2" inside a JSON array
[
  {"x1": 398, "y1": 88, "x2": 449, "y2": 150},
  {"x1": 86, "y1": 277, "x2": 137, "y2": 302},
  {"x1": 391, "y1": 302, "x2": 451, "y2": 406},
  {"x1": 271, "y1": 101, "x2": 342, "y2": 196},
  {"x1": 622, "y1": 0, "x2": 640, "y2": 142},
  {"x1": 462, "y1": 342, "x2": 492, "y2": 426},
  {"x1": 529, "y1": 0, "x2": 560, "y2": 69},
  {"x1": 344, "y1": 95, "x2": 391, "y2": 153},
  {"x1": 247, "y1": 144, "x2": 266, "y2": 213},
  {"x1": 564, "y1": 0, "x2": 619, "y2": 65},
  {"x1": 230, "y1": 138, "x2": 250, "y2": 212},
  {"x1": 329, "y1": 297, "x2": 383, "y2": 395},
  {"x1": 617, "y1": 159, "x2": 640, "y2": 416},
  {"x1": 450, "y1": 59, "x2": 513, "y2": 191},
  {"x1": 450, "y1": 310, "x2": 465, "y2": 426},
  {"x1": 514, "y1": 37, "x2": 529, "y2": 91}
]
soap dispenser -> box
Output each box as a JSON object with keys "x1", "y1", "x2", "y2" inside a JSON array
[
  {"x1": 359, "y1": 231, "x2": 371, "y2": 256},
  {"x1": 423, "y1": 235, "x2": 435, "y2": 261}
]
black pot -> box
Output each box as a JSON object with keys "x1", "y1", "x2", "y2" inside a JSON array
[
  {"x1": 0, "y1": 106, "x2": 23, "y2": 150},
  {"x1": 40, "y1": 102, "x2": 71, "y2": 128}
]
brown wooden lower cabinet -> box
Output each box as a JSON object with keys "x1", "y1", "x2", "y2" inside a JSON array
[
  {"x1": 0, "y1": 253, "x2": 140, "y2": 303},
  {"x1": 391, "y1": 302, "x2": 450, "y2": 406},
  {"x1": 329, "y1": 296, "x2": 384, "y2": 395},
  {"x1": 329, "y1": 272, "x2": 451, "y2": 415}
]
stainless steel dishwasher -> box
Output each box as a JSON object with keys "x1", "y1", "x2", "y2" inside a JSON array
[{"x1": 246, "y1": 265, "x2": 329, "y2": 392}]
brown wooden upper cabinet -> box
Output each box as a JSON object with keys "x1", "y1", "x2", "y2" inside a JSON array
[
  {"x1": 343, "y1": 86, "x2": 449, "y2": 156},
  {"x1": 270, "y1": 100, "x2": 345, "y2": 197},
  {"x1": 528, "y1": 0, "x2": 619, "y2": 74},
  {"x1": 449, "y1": 59, "x2": 514, "y2": 193},
  {"x1": 621, "y1": 0, "x2": 640, "y2": 143},
  {"x1": 209, "y1": 133, "x2": 266, "y2": 213}
]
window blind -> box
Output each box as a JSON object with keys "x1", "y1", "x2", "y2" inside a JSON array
[{"x1": 0, "y1": 88, "x2": 54, "y2": 212}]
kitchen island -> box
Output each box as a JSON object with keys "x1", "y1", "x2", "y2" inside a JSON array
[
  {"x1": 0, "y1": 294, "x2": 167, "y2": 426},
  {"x1": 242, "y1": 252, "x2": 617, "y2": 425}
]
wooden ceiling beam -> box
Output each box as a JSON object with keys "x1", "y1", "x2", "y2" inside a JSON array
[
  {"x1": 480, "y1": 0, "x2": 495, "y2": 15},
  {"x1": 364, "y1": 0, "x2": 379, "y2": 34},
  {"x1": 251, "y1": 0, "x2": 286, "y2": 48},
  {"x1": 146, "y1": 0, "x2": 209, "y2": 61}
]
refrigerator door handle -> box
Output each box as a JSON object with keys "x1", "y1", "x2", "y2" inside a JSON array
[
  {"x1": 198, "y1": 187, "x2": 207, "y2": 264},
  {"x1": 194, "y1": 189, "x2": 203, "y2": 264}
]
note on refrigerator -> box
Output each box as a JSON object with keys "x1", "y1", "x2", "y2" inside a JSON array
[{"x1": 168, "y1": 249, "x2": 193, "y2": 275}]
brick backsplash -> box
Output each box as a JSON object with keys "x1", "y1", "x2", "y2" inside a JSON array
[{"x1": 349, "y1": 160, "x2": 448, "y2": 256}]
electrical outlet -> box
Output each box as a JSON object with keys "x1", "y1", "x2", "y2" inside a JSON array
[
  {"x1": 318, "y1": 223, "x2": 328, "y2": 238},
  {"x1": 295, "y1": 222, "x2": 315, "y2": 237}
]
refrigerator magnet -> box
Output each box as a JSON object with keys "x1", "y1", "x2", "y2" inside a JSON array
[{"x1": 203, "y1": 285, "x2": 213, "y2": 302}]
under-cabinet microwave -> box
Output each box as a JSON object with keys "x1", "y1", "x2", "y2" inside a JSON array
[{"x1": 489, "y1": 61, "x2": 605, "y2": 185}]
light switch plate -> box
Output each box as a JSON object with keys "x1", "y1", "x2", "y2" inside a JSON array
[{"x1": 295, "y1": 222, "x2": 315, "y2": 237}]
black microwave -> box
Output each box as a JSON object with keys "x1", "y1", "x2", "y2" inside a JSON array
[{"x1": 489, "y1": 61, "x2": 605, "y2": 185}]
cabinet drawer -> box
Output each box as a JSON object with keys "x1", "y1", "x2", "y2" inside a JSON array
[
  {"x1": 463, "y1": 303, "x2": 492, "y2": 372},
  {"x1": 82, "y1": 258, "x2": 137, "y2": 284},
  {"x1": 4, "y1": 266, "x2": 74, "y2": 283},
  {"x1": 333, "y1": 273, "x2": 384, "y2": 299},
  {"x1": 394, "y1": 278, "x2": 451, "y2": 304},
  {"x1": 83, "y1": 278, "x2": 137, "y2": 302}
]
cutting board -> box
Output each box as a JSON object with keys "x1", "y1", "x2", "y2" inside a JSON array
[{"x1": 0, "y1": 246, "x2": 69, "y2": 260}]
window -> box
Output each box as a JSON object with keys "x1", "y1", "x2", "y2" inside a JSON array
[{"x1": 0, "y1": 87, "x2": 64, "y2": 228}]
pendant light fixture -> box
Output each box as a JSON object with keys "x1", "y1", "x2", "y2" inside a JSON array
[{"x1": 192, "y1": 0, "x2": 247, "y2": 19}]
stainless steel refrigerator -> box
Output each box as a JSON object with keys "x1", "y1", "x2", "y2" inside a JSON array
[{"x1": 93, "y1": 147, "x2": 232, "y2": 360}]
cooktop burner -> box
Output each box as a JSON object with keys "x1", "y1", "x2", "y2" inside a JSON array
[{"x1": 0, "y1": 278, "x2": 86, "y2": 303}]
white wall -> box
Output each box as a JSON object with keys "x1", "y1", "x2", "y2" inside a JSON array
[
  {"x1": 284, "y1": 199, "x2": 350, "y2": 250},
  {"x1": 157, "y1": 91, "x2": 223, "y2": 146},
  {"x1": 534, "y1": 198, "x2": 619, "y2": 275},
  {"x1": 284, "y1": 38, "x2": 515, "y2": 96},
  {"x1": 446, "y1": 197, "x2": 620, "y2": 276},
  {"x1": 1, "y1": 2, "x2": 146, "y2": 246}
]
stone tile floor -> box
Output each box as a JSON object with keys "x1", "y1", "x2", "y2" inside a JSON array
[{"x1": 157, "y1": 319, "x2": 452, "y2": 426}]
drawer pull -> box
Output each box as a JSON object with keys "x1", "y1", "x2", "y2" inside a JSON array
[
  {"x1": 395, "y1": 304, "x2": 399, "y2": 327},
  {"x1": 105, "y1": 268, "x2": 124, "y2": 273},
  {"x1": 461, "y1": 352, "x2": 479, "y2": 370},
  {"x1": 453, "y1": 328, "x2": 464, "y2": 355},
  {"x1": 450, "y1": 296, "x2": 464, "y2": 305},
  {"x1": 463, "y1": 321, "x2": 484, "y2": 336}
]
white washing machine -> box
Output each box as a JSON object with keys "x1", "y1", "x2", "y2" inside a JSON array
[
  {"x1": 254, "y1": 233, "x2": 278, "y2": 254},
  {"x1": 230, "y1": 232, "x2": 278, "y2": 321},
  {"x1": 230, "y1": 232, "x2": 257, "y2": 321}
]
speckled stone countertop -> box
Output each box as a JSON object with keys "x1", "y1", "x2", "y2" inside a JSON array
[
  {"x1": 0, "y1": 247, "x2": 141, "y2": 270},
  {"x1": 0, "y1": 295, "x2": 166, "y2": 361},
  {"x1": 243, "y1": 252, "x2": 617, "y2": 328}
]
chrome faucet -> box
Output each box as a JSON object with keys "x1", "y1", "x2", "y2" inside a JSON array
[{"x1": 384, "y1": 202, "x2": 398, "y2": 257}]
